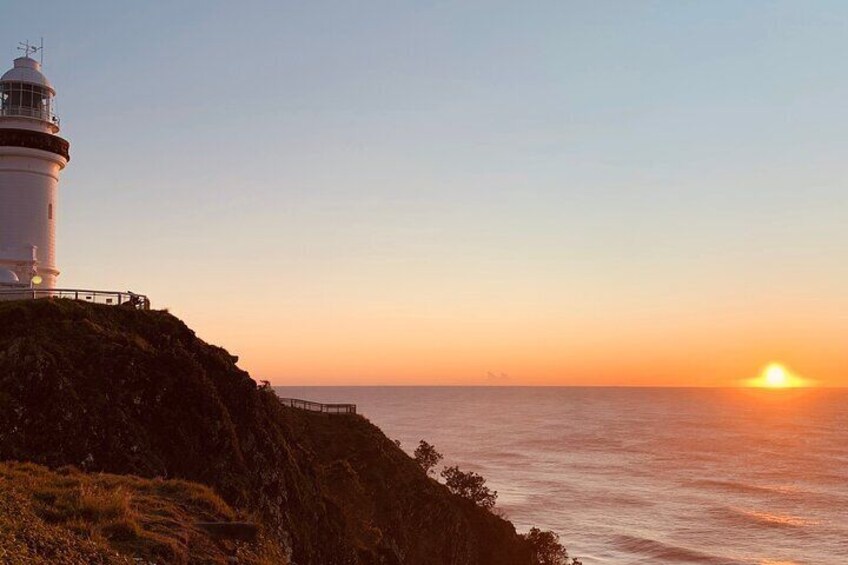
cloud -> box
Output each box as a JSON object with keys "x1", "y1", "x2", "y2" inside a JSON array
[{"x1": 486, "y1": 371, "x2": 512, "y2": 385}]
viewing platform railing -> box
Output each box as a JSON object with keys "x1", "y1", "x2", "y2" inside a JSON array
[
  {"x1": 0, "y1": 288, "x2": 150, "y2": 310},
  {"x1": 278, "y1": 397, "x2": 357, "y2": 415}
]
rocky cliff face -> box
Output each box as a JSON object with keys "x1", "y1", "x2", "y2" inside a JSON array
[{"x1": 0, "y1": 299, "x2": 534, "y2": 565}]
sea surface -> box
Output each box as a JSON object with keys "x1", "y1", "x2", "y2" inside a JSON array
[{"x1": 275, "y1": 387, "x2": 848, "y2": 564}]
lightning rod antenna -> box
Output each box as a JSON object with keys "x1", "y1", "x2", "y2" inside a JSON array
[{"x1": 16, "y1": 39, "x2": 43, "y2": 61}]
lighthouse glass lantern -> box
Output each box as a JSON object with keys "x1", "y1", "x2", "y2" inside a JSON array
[{"x1": 0, "y1": 80, "x2": 55, "y2": 123}]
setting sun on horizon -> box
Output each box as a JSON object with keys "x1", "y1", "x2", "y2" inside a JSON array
[{"x1": 746, "y1": 363, "x2": 810, "y2": 389}]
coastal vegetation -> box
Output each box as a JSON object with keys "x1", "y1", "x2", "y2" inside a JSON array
[
  {"x1": 0, "y1": 298, "x2": 560, "y2": 563},
  {"x1": 524, "y1": 528, "x2": 579, "y2": 565},
  {"x1": 440, "y1": 466, "x2": 498, "y2": 510},
  {"x1": 0, "y1": 461, "x2": 285, "y2": 564},
  {"x1": 413, "y1": 440, "x2": 443, "y2": 475},
  {"x1": 412, "y1": 438, "x2": 577, "y2": 565},
  {"x1": 412, "y1": 440, "x2": 498, "y2": 511}
]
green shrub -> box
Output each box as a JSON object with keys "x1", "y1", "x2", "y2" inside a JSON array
[
  {"x1": 413, "y1": 440, "x2": 443, "y2": 476},
  {"x1": 524, "y1": 527, "x2": 576, "y2": 565},
  {"x1": 440, "y1": 466, "x2": 497, "y2": 510}
]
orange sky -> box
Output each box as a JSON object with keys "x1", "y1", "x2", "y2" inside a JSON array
[
  {"x1": 24, "y1": 2, "x2": 844, "y2": 387},
  {"x1": 164, "y1": 273, "x2": 846, "y2": 386}
]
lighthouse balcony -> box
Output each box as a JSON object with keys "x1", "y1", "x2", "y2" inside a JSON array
[{"x1": 0, "y1": 105, "x2": 59, "y2": 125}]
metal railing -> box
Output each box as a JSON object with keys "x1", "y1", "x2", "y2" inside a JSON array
[
  {"x1": 0, "y1": 105, "x2": 59, "y2": 125},
  {"x1": 278, "y1": 397, "x2": 357, "y2": 415},
  {"x1": 0, "y1": 288, "x2": 150, "y2": 310}
]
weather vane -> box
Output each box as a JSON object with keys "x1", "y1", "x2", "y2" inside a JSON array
[{"x1": 17, "y1": 38, "x2": 44, "y2": 64}]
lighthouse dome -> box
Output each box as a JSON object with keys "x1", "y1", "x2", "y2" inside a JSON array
[
  {"x1": 1, "y1": 57, "x2": 54, "y2": 92},
  {"x1": 0, "y1": 268, "x2": 20, "y2": 285}
]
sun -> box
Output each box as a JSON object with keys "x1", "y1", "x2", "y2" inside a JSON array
[
  {"x1": 763, "y1": 364, "x2": 790, "y2": 388},
  {"x1": 748, "y1": 363, "x2": 808, "y2": 388}
]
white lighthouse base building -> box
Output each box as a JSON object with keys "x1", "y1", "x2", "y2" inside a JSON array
[
  {"x1": 0, "y1": 54, "x2": 68, "y2": 290},
  {"x1": 0, "y1": 145, "x2": 67, "y2": 288}
]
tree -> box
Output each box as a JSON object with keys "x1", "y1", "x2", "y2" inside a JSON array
[
  {"x1": 524, "y1": 527, "x2": 570, "y2": 565},
  {"x1": 413, "y1": 440, "x2": 443, "y2": 475},
  {"x1": 440, "y1": 466, "x2": 497, "y2": 510}
]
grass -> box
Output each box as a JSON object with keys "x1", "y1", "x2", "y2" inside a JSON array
[{"x1": 0, "y1": 461, "x2": 288, "y2": 564}]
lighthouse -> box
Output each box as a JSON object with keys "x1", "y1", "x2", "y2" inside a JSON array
[{"x1": 0, "y1": 43, "x2": 69, "y2": 290}]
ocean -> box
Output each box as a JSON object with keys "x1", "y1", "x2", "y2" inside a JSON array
[{"x1": 274, "y1": 387, "x2": 848, "y2": 564}]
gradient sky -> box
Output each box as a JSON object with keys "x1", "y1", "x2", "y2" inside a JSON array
[{"x1": 3, "y1": 1, "x2": 846, "y2": 385}]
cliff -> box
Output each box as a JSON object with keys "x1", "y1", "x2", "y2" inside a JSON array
[{"x1": 0, "y1": 299, "x2": 535, "y2": 564}]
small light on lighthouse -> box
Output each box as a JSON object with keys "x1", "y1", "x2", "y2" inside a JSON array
[{"x1": 31, "y1": 275, "x2": 43, "y2": 286}]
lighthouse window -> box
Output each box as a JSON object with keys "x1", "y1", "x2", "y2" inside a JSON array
[
  {"x1": 0, "y1": 82, "x2": 52, "y2": 120},
  {"x1": 48, "y1": 203, "x2": 53, "y2": 220}
]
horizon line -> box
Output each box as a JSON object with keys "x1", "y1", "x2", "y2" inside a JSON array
[{"x1": 270, "y1": 384, "x2": 845, "y2": 389}]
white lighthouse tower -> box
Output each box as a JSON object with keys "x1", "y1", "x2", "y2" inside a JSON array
[{"x1": 0, "y1": 42, "x2": 69, "y2": 290}]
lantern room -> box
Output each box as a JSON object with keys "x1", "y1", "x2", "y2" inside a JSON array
[{"x1": 0, "y1": 56, "x2": 59, "y2": 132}]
